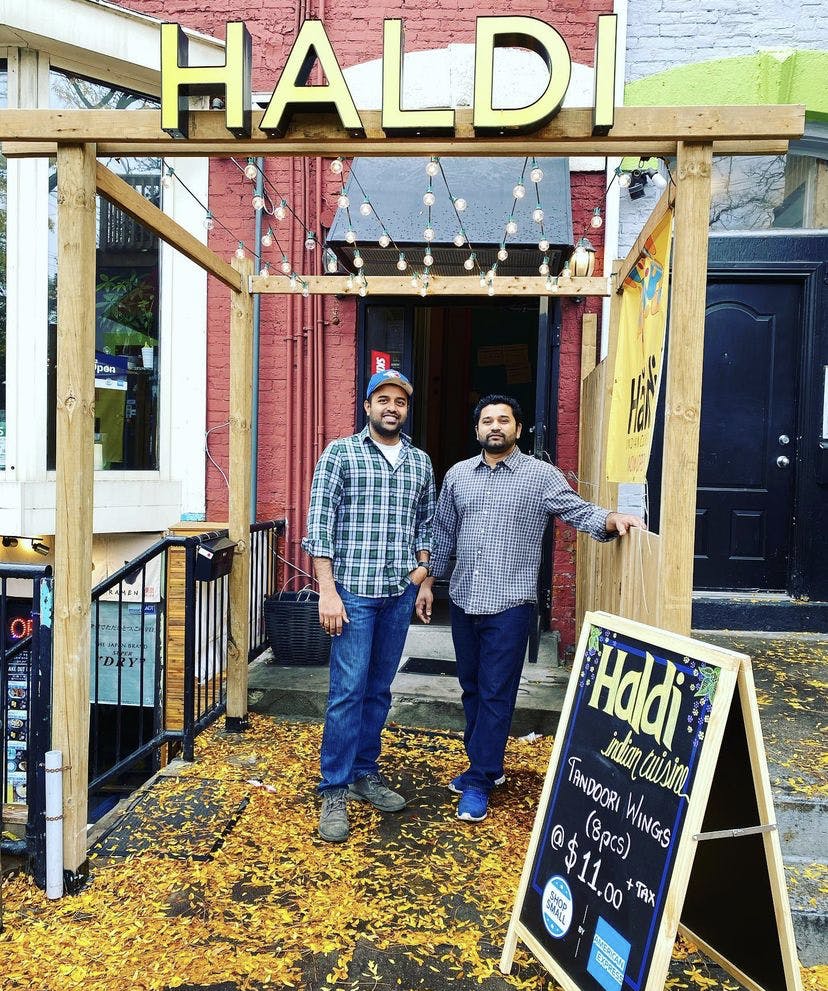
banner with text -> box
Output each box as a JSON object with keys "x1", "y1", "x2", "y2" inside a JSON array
[{"x1": 607, "y1": 212, "x2": 673, "y2": 483}]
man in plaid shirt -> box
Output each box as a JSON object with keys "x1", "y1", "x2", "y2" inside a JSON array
[
  {"x1": 415, "y1": 394, "x2": 644, "y2": 824},
  {"x1": 303, "y1": 370, "x2": 435, "y2": 842}
]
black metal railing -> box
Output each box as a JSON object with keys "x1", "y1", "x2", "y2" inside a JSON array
[
  {"x1": 0, "y1": 566, "x2": 54, "y2": 887},
  {"x1": 249, "y1": 520, "x2": 285, "y2": 659}
]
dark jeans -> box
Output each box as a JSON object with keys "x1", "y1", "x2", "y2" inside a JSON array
[
  {"x1": 319, "y1": 581, "x2": 417, "y2": 792},
  {"x1": 450, "y1": 601, "x2": 535, "y2": 794}
]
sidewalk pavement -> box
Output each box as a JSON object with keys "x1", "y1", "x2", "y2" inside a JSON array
[{"x1": 0, "y1": 630, "x2": 825, "y2": 991}]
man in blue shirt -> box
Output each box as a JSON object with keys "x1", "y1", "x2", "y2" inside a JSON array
[
  {"x1": 303, "y1": 370, "x2": 436, "y2": 842},
  {"x1": 415, "y1": 394, "x2": 643, "y2": 824}
]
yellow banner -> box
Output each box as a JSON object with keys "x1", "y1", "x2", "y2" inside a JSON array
[{"x1": 607, "y1": 210, "x2": 674, "y2": 483}]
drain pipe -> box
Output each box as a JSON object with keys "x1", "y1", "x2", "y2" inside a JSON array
[
  {"x1": 250, "y1": 158, "x2": 265, "y2": 521},
  {"x1": 45, "y1": 749, "x2": 63, "y2": 899}
]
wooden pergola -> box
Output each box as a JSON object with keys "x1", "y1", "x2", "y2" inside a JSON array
[{"x1": 0, "y1": 102, "x2": 805, "y2": 877}]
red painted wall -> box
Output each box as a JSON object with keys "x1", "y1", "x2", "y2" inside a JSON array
[{"x1": 123, "y1": 0, "x2": 612, "y2": 648}]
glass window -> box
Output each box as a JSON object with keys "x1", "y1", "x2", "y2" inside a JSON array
[
  {"x1": 0, "y1": 60, "x2": 7, "y2": 471},
  {"x1": 709, "y1": 153, "x2": 828, "y2": 232},
  {"x1": 47, "y1": 69, "x2": 161, "y2": 470}
]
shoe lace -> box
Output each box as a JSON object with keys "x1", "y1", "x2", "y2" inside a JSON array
[{"x1": 323, "y1": 789, "x2": 347, "y2": 815}]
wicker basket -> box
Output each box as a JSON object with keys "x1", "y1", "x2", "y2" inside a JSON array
[{"x1": 263, "y1": 590, "x2": 331, "y2": 666}]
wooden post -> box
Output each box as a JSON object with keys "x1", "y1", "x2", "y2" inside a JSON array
[
  {"x1": 52, "y1": 144, "x2": 97, "y2": 878},
  {"x1": 657, "y1": 141, "x2": 713, "y2": 635},
  {"x1": 226, "y1": 256, "x2": 254, "y2": 730}
]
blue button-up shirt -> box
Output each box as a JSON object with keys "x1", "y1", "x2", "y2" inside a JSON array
[
  {"x1": 302, "y1": 426, "x2": 436, "y2": 598},
  {"x1": 430, "y1": 448, "x2": 613, "y2": 614}
]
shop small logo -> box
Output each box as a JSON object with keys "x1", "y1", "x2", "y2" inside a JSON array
[{"x1": 541, "y1": 875, "x2": 573, "y2": 938}]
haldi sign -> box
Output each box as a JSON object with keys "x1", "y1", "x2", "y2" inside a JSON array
[{"x1": 160, "y1": 15, "x2": 618, "y2": 139}]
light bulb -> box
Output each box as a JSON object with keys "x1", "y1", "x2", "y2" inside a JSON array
[
  {"x1": 330, "y1": 157, "x2": 344, "y2": 175},
  {"x1": 359, "y1": 200, "x2": 372, "y2": 217},
  {"x1": 560, "y1": 262, "x2": 571, "y2": 281},
  {"x1": 358, "y1": 284, "x2": 368, "y2": 297},
  {"x1": 411, "y1": 273, "x2": 419, "y2": 287},
  {"x1": 204, "y1": 211, "x2": 214, "y2": 231},
  {"x1": 651, "y1": 171, "x2": 668, "y2": 189},
  {"x1": 487, "y1": 281, "x2": 495, "y2": 296},
  {"x1": 530, "y1": 164, "x2": 544, "y2": 183},
  {"x1": 453, "y1": 197, "x2": 467, "y2": 212},
  {"x1": 423, "y1": 226, "x2": 435, "y2": 241},
  {"x1": 345, "y1": 229, "x2": 357, "y2": 244},
  {"x1": 426, "y1": 156, "x2": 440, "y2": 177},
  {"x1": 532, "y1": 207, "x2": 544, "y2": 224},
  {"x1": 539, "y1": 256, "x2": 550, "y2": 276},
  {"x1": 539, "y1": 238, "x2": 550, "y2": 251},
  {"x1": 337, "y1": 192, "x2": 350, "y2": 209},
  {"x1": 305, "y1": 231, "x2": 317, "y2": 251},
  {"x1": 423, "y1": 190, "x2": 436, "y2": 207},
  {"x1": 346, "y1": 273, "x2": 354, "y2": 290},
  {"x1": 353, "y1": 251, "x2": 364, "y2": 269},
  {"x1": 545, "y1": 275, "x2": 553, "y2": 291},
  {"x1": 485, "y1": 268, "x2": 495, "y2": 281},
  {"x1": 260, "y1": 263, "x2": 270, "y2": 277},
  {"x1": 479, "y1": 273, "x2": 486, "y2": 287},
  {"x1": 378, "y1": 232, "x2": 391, "y2": 248},
  {"x1": 327, "y1": 255, "x2": 338, "y2": 274},
  {"x1": 261, "y1": 229, "x2": 273, "y2": 248},
  {"x1": 420, "y1": 284, "x2": 428, "y2": 297},
  {"x1": 463, "y1": 254, "x2": 475, "y2": 271},
  {"x1": 550, "y1": 277, "x2": 559, "y2": 293},
  {"x1": 252, "y1": 194, "x2": 264, "y2": 211},
  {"x1": 506, "y1": 219, "x2": 518, "y2": 236},
  {"x1": 302, "y1": 283, "x2": 310, "y2": 298},
  {"x1": 162, "y1": 170, "x2": 173, "y2": 189},
  {"x1": 497, "y1": 247, "x2": 508, "y2": 262},
  {"x1": 423, "y1": 252, "x2": 434, "y2": 267},
  {"x1": 453, "y1": 232, "x2": 466, "y2": 247},
  {"x1": 590, "y1": 207, "x2": 604, "y2": 229},
  {"x1": 618, "y1": 171, "x2": 632, "y2": 189},
  {"x1": 244, "y1": 159, "x2": 257, "y2": 180},
  {"x1": 513, "y1": 181, "x2": 526, "y2": 199},
  {"x1": 281, "y1": 255, "x2": 291, "y2": 274},
  {"x1": 289, "y1": 273, "x2": 298, "y2": 290},
  {"x1": 396, "y1": 253, "x2": 407, "y2": 272},
  {"x1": 275, "y1": 200, "x2": 287, "y2": 220},
  {"x1": 235, "y1": 242, "x2": 245, "y2": 259}
]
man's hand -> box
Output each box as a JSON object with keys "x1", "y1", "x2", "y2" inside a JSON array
[
  {"x1": 605, "y1": 512, "x2": 647, "y2": 537},
  {"x1": 415, "y1": 580, "x2": 434, "y2": 624},
  {"x1": 318, "y1": 587, "x2": 349, "y2": 636}
]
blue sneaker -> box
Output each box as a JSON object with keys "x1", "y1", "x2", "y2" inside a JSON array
[
  {"x1": 457, "y1": 788, "x2": 488, "y2": 822},
  {"x1": 448, "y1": 774, "x2": 505, "y2": 794}
]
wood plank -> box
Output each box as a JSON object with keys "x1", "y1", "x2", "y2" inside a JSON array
[
  {"x1": 580, "y1": 312, "x2": 598, "y2": 381},
  {"x1": 0, "y1": 106, "x2": 804, "y2": 146},
  {"x1": 95, "y1": 163, "x2": 242, "y2": 293},
  {"x1": 657, "y1": 142, "x2": 713, "y2": 635},
  {"x1": 250, "y1": 275, "x2": 610, "y2": 297},
  {"x1": 2, "y1": 139, "x2": 792, "y2": 159},
  {"x1": 227, "y1": 257, "x2": 254, "y2": 726},
  {"x1": 619, "y1": 528, "x2": 661, "y2": 626},
  {"x1": 52, "y1": 143, "x2": 97, "y2": 874},
  {"x1": 615, "y1": 186, "x2": 675, "y2": 290}
]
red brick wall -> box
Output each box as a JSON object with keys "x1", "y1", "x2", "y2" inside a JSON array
[{"x1": 124, "y1": 0, "x2": 612, "y2": 648}]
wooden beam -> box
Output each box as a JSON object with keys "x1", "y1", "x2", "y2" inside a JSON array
[
  {"x1": 95, "y1": 163, "x2": 242, "y2": 293},
  {"x1": 226, "y1": 256, "x2": 254, "y2": 730},
  {"x1": 657, "y1": 141, "x2": 714, "y2": 636},
  {"x1": 0, "y1": 105, "x2": 805, "y2": 151},
  {"x1": 52, "y1": 143, "x2": 97, "y2": 876},
  {"x1": 250, "y1": 275, "x2": 611, "y2": 296},
  {"x1": 580, "y1": 312, "x2": 598, "y2": 382},
  {"x1": 615, "y1": 186, "x2": 676, "y2": 290}
]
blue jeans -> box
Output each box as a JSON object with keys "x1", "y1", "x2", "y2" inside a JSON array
[
  {"x1": 319, "y1": 582, "x2": 417, "y2": 792},
  {"x1": 450, "y1": 601, "x2": 535, "y2": 794}
]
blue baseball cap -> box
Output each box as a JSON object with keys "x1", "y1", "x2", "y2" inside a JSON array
[{"x1": 366, "y1": 369, "x2": 413, "y2": 399}]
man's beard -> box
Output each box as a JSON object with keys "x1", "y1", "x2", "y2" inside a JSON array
[{"x1": 370, "y1": 412, "x2": 404, "y2": 439}]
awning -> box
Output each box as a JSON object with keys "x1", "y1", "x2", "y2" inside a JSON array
[{"x1": 326, "y1": 157, "x2": 573, "y2": 278}]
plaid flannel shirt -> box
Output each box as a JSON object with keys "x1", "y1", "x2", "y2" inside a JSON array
[
  {"x1": 302, "y1": 426, "x2": 436, "y2": 597},
  {"x1": 431, "y1": 448, "x2": 614, "y2": 615}
]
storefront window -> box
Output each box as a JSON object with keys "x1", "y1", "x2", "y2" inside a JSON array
[
  {"x1": 47, "y1": 69, "x2": 161, "y2": 470},
  {"x1": 0, "y1": 60, "x2": 7, "y2": 470},
  {"x1": 709, "y1": 153, "x2": 828, "y2": 231}
]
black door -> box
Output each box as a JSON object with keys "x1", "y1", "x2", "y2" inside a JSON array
[{"x1": 694, "y1": 279, "x2": 801, "y2": 590}]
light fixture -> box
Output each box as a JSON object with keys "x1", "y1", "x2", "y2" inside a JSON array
[
  {"x1": 423, "y1": 251, "x2": 434, "y2": 267},
  {"x1": 259, "y1": 262, "x2": 270, "y2": 277},
  {"x1": 204, "y1": 211, "x2": 214, "y2": 231},
  {"x1": 590, "y1": 207, "x2": 604, "y2": 229},
  {"x1": 32, "y1": 540, "x2": 50, "y2": 556},
  {"x1": 464, "y1": 253, "x2": 476, "y2": 271},
  {"x1": 423, "y1": 225, "x2": 435, "y2": 241},
  {"x1": 305, "y1": 230, "x2": 317, "y2": 251},
  {"x1": 453, "y1": 196, "x2": 467, "y2": 212},
  {"x1": 326, "y1": 253, "x2": 338, "y2": 274},
  {"x1": 358, "y1": 283, "x2": 368, "y2": 297},
  {"x1": 410, "y1": 272, "x2": 419, "y2": 287},
  {"x1": 330, "y1": 157, "x2": 344, "y2": 175},
  {"x1": 346, "y1": 273, "x2": 354, "y2": 290},
  {"x1": 538, "y1": 238, "x2": 550, "y2": 252},
  {"x1": 302, "y1": 282, "x2": 310, "y2": 298},
  {"x1": 513, "y1": 181, "x2": 526, "y2": 199},
  {"x1": 353, "y1": 249, "x2": 364, "y2": 269},
  {"x1": 2, "y1": 536, "x2": 18, "y2": 548},
  {"x1": 281, "y1": 255, "x2": 291, "y2": 274},
  {"x1": 651, "y1": 169, "x2": 668, "y2": 189},
  {"x1": 275, "y1": 200, "x2": 287, "y2": 220},
  {"x1": 359, "y1": 199, "x2": 373, "y2": 217},
  {"x1": 396, "y1": 252, "x2": 407, "y2": 272},
  {"x1": 530, "y1": 162, "x2": 544, "y2": 183},
  {"x1": 539, "y1": 256, "x2": 550, "y2": 276},
  {"x1": 235, "y1": 242, "x2": 245, "y2": 259},
  {"x1": 497, "y1": 246, "x2": 508, "y2": 262},
  {"x1": 244, "y1": 158, "x2": 257, "y2": 180},
  {"x1": 532, "y1": 207, "x2": 544, "y2": 224},
  {"x1": 378, "y1": 232, "x2": 391, "y2": 248},
  {"x1": 289, "y1": 272, "x2": 298, "y2": 290},
  {"x1": 453, "y1": 232, "x2": 466, "y2": 248},
  {"x1": 505, "y1": 219, "x2": 518, "y2": 236},
  {"x1": 262, "y1": 228, "x2": 274, "y2": 248},
  {"x1": 616, "y1": 167, "x2": 632, "y2": 189},
  {"x1": 252, "y1": 194, "x2": 264, "y2": 211},
  {"x1": 560, "y1": 260, "x2": 572, "y2": 282},
  {"x1": 423, "y1": 190, "x2": 436, "y2": 207},
  {"x1": 569, "y1": 237, "x2": 596, "y2": 277},
  {"x1": 345, "y1": 228, "x2": 357, "y2": 244},
  {"x1": 337, "y1": 191, "x2": 350, "y2": 209},
  {"x1": 487, "y1": 280, "x2": 495, "y2": 297},
  {"x1": 162, "y1": 166, "x2": 174, "y2": 189},
  {"x1": 426, "y1": 156, "x2": 440, "y2": 177}
]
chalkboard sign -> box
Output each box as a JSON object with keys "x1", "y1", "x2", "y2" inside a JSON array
[{"x1": 501, "y1": 612, "x2": 801, "y2": 991}]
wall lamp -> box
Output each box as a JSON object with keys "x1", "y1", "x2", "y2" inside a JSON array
[
  {"x1": 2, "y1": 536, "x2": 18, "y2": 547},
  {"x1": 31, "y1": 540, "x2": 50, "y2": 556},
  {"x1": 569, "y1": 237, "x2": 596, "y2": 278},
  {"x1": 627, "y1": 166, "x2": 669, "y2": 200}
]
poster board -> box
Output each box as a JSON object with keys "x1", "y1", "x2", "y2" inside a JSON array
[{"x1": 501, "y1": 611, "x2": 802, "y2": 991}]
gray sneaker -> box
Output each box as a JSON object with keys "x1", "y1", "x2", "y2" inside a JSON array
[
  {"x1": 348, "y1": 773, "x2": 406, "y2": 812},
  {"x1": 319, "y1": 788, "x2": 349, "y2": 842}
]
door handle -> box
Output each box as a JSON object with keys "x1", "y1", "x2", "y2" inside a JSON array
[{"x1": 776, "y1": 455, "x2": 790, "y2": 468}]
